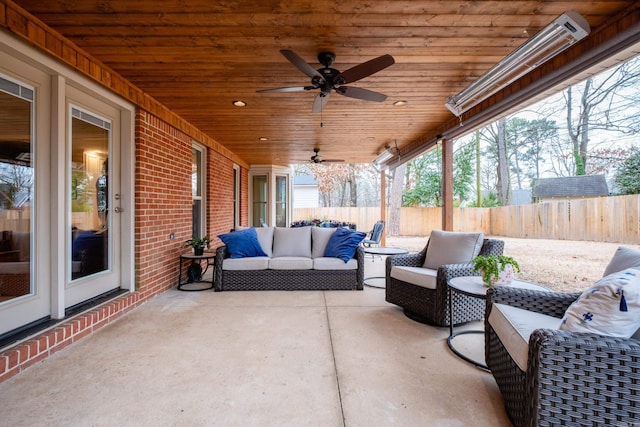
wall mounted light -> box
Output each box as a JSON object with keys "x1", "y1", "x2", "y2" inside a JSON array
[
  {"x1": 445, "y1": 11, "x2": 590, "y2": 117},
  {"x1": 373, "y1": 140, "x2": 400, "y2": 166},
  {"x1": 373, "y1": 148, "x2": 394, "y2": 165}
]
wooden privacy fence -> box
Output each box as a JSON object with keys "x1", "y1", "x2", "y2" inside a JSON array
[{"x1": 294, "y1": 194, "x2": 640, "y2": 244}]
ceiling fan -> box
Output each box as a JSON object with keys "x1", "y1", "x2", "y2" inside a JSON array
[
  {"x1": 309, "y1": 148, "x2": 344, "y2": 164},
  {"x1": 257, "y1": 50, "x2": 395, "y2": 113}
]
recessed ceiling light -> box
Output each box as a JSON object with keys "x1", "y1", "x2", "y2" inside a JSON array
[
  {"x1": 393, "y1": 100, "x2": 408, "y2": 107},
  {"x1": 258, "y1": 137, "x2": 268, "y2": 141},
  {"x1": 232, "y1": 100, "x2": 247, "y2": 107}
]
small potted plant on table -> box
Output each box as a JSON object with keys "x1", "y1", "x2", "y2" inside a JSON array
[
  {"x1": 184, "y1": 235, "x2": 211, "y2": 256},
  {"x1": 472, "y1": 254, "x2": 520, "y2": 287}
]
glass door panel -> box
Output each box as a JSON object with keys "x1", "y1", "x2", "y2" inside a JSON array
[
  {"x1": 65, "y1": 98, "x2": 120, "y2": 308},
  {"x1": 70, "y1": 110, "x2": 109, "y2": 280},
  {"x1": 0, "y1": 78, "x2": 33, "y2": 303}
]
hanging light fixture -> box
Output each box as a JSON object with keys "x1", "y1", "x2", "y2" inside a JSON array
[{"x1": 445, "y1": 11, "x2": 590, "y2": 117}]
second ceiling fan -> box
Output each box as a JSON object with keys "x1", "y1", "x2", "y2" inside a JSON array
[{"x1": 257, "y1": 50, "x2": 395, "y2": 113}]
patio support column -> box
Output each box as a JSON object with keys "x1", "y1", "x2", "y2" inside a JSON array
[
  {"x1": 441, "y1": 138, "x2": 453, "y2": 231},
  {"x1": 380, "y1": 169, "x2": 387, "y2": 246}
]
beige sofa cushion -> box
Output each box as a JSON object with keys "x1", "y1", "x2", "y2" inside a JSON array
[
  {"x1": 423, "y1": 230, "x2": 484, "y2": 270},
  {"x1": 269, "y1": 256, "x2": 313, "y2": 270},
  {"x1": 255, "y1": 227, "x2": 274, "y2": 257},
  {"x1": 488, "y1": 303, "x2": 562, "y2": 371},
  {"x1": 311, "y1": 227, "x2": 336, "y2": 259},
  {"x1": 222, "y1": 257, "x2": 269, "y2": 271},
  {"x1": 273, "y1": 227, "x2": 312, "y2": 258},
  {"x1": 313, "y1": 257, "x2": 358, "y2": 270},
  {"x1": 390, "y1": 266, "x2": 437, "y2": 289}
]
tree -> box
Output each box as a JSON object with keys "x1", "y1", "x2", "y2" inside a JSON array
[
  {"x1": 387, "y1": 163, "x2": 405, "y2": 236},
  {"x1": 402, "y1": 143, "x2": 475, "y2": 207},
  {"x1": 552, "y1": 56, "x2": 640, "y2": 175},
  {"x1": 614, "y1": 148, "x2": 640, "y2": 194},
  {"x1": 300, "y1": 163, "x2": 372, "y2": 207}
]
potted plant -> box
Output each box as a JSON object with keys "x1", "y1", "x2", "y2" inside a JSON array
[
  {"x1": 184, "y1": 235, "x2": 211, "y2": 256},
  {"x1": 472, "y1": 254, "x2": 520, "y2": 287}
]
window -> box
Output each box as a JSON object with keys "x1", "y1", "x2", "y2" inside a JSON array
[
  {"x1": 192, "y1": 143, "x2": 206, "y2": 238},
  {"x1": 275, "y1": 175, "x2": 288, "y2": 227},
  {"x1": 233, "y1": 164, "x2": 240, "y2": 229},
  {"x1": 252, "y1": 175, "x2": 267, "y2": 227}
]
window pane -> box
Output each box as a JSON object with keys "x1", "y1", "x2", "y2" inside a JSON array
[
  {"x1": 0, "y1": 84, "x2": 33, "y2": 302},
  {"x1": 275, "y1": 175, "x2": 287, "y2": 227},
  {"x1": 252, "y1": 175, "x2": 267, "y2": 226},
  {"x1": 192, "y1": 149, "x2": 201, "y2": 198},
  {"x1": 70, "y1": 113, "x2": 109, "y2": 280}
]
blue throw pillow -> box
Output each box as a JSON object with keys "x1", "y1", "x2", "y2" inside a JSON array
[
  {"x1": 218, "y1": 228, "x2": 268, "y2": 259},
  {"x1": 324, "y1": 227, "x2": 366, "y2": 263}
]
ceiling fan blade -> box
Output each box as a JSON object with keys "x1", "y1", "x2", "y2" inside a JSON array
[
  {"x1": 338, "y1": 86, "x2": 387, "y2": 102},
  {"x1": 280, "y1": 49, "x2": 325, "y2": 82},
  {"x1": 321, "y1": 159, "x2": 345, "y2": 163},
  {"x1": 312, "y1": 92, "x2": 331, "y2": 113},
  {"x1": 257, "y1": 86, "x2": 316, "y2": 93},
  {"x1": 336, "y1": 54, "x2": 395, "y2": 84}
]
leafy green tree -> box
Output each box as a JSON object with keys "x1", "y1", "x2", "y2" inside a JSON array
[
  {"x1": 402, "y1": 143, "x2": 475, "y2": 207},
  {"x1": 614, "y1": 148, "x2": 640, "y2": 194}
]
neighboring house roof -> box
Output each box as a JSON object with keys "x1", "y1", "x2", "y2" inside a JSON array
[
  {"x1": 532, "y1": 175, "x2": 609, "y2": 198},
  {"x1": 294, "y1": 175, "x2": 317, "y2": 186}
]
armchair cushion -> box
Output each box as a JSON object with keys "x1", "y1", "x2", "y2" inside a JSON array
[
  {"x1": 560, "y1": 268, "x2": 640, "y2": 338},
  {"x1": 390, "y1": 266, "x2": 437, "y2": 289},
  {"x1": 488, "y1": 303, "x2": 562, "y2": 371},
  {"x1": 603, "y1": 246, "x2": 640, "y2": 276},
  {"x1": 422, "y1": 230, "x2": 484, "y2": 270}
]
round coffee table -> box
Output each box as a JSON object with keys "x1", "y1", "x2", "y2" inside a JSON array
[
  {"x1": 447, "y1": 276, "x2": 549, "y2": 369},
  {"x1": 362, "y1": 246, "x2": 409, "y2": 288}
]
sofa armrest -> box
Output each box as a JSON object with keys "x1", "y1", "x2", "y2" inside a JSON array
[
  {"x1": 213, "y1": 245, "x2": 229, "y2": 291},
  {"x1": 487, "y1": 286, "x2": 580, "y2": 318}
]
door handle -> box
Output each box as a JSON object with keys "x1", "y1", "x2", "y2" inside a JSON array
[{"x1": 114, "y1": 207, "x2": 124, "y2": 213}]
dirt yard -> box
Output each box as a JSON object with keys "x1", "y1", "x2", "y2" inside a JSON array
[{"x1": 386, "y1": 235, "x2": 640, "y2": 293}]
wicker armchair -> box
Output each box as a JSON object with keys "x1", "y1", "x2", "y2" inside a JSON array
[
  {"x1": 385, "y1": 238, "x2": 504, "y2": 326},
  {"x1": 485, "y1": 286, "x2": 640, "y2": 427}
]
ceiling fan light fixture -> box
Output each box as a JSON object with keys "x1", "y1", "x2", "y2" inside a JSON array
[
  {"x1": 445, "y1": 11, "x2": 590, "y2": 117},
  {"x1": 232, "y1": 100, "x2": 247, "y2": 107}
]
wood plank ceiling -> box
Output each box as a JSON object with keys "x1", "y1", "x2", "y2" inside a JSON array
[{"x1": 11, "y1": 0, "x2": 638, "y2": 166}]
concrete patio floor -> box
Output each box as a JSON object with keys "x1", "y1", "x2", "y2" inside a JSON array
[{"x1": 0, "y1": 257, "x2": 511, "y2": 427}]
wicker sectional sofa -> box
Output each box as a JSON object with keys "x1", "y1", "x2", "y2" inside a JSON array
[{"x1": 214, "y1": 226, "x2": 364, "y2": 291}]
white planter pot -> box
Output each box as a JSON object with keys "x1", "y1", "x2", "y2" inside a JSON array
[{"x1": 483, "y1": 264, "x2": 515, "y2": 287}]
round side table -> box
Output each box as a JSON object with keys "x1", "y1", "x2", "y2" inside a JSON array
[
  {"x1": 178, "y1": 252, "x2": 215, "y2": 291},
  {"x1": 362, "y1": 246, "x2": 409, "y2": 289},
  {"x1": 447, "y1": 276, "x2": 549, "y2": 369}
]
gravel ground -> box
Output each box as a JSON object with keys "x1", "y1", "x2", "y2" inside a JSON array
[{"x1": 385, "y1": 235, "x2": 640, "y2": 293}]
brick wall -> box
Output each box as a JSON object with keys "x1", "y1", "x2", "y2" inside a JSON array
[
  {"x1": 135, "y1": 111, "x2": 193, "y2": 296},
  {"x1": 0, "y1": 110, "x2": 246, "y2": 383},
  {"x1": 208, "y1": 150, "x2": 235, "y2": 245}
]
